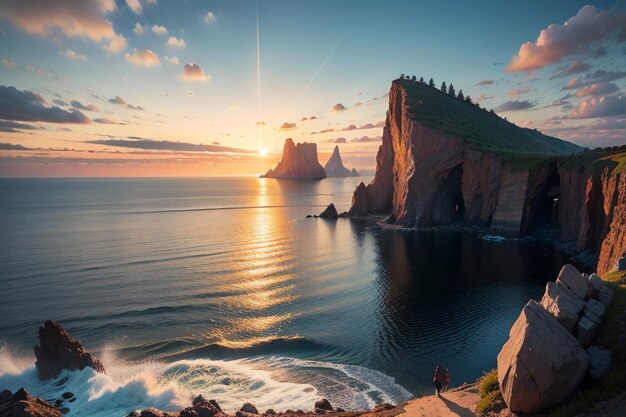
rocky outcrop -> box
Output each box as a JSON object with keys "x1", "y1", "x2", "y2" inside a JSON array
[
  {"x1": 347, "y1": 182, "x2": 368, "y2": 217},
  {"x1": 261, "y1": 139, "x2": 326, "y2": 179},
  {"x1": 498, "y1": 264, "x2": 614, "y2": 413},
  {"x1": 323, "y1": 146, "x2": 359, "y2": 177},
  {"x1": 0, "y1": 388, "x2": 62, "y2": 417},
  {"x1": 346, "y1": 78, "x2": 626, "y2": 274},
  {"x1": 34, "y1": 320, "x2": 105, "y2": 380},
  {"x1": 319, "y1": 203, "x2": 338, "y2": 218}
]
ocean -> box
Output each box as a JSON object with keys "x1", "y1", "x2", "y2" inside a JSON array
[{"x1": 0, "y1": 177, "x2": 571, "y2": 416}]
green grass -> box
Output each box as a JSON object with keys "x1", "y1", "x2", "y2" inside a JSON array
[
  {"x1": 547, "y1": 270, "x2": 626, "y2": 417},
  {"x1": 475, "y1": 369, "x2": 503, "y2": 416},
  {"x1": 395, "y1": 79, "x2": 584, "y2": 155},
  {"x1": 557, "y1": 150, "x2": 626, "y2": 175}
]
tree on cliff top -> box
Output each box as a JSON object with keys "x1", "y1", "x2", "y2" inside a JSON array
[
  {"x1": 457, "y1": 89, "x2": 465, "y2": 100},
  {"x1": 429, "y1": 78, "x2": 435, "y2": 87},
  {"x1": 440, "y1": 81, "x2": 447, "y2": 93},
  {"x1": 420, "y1": 76, "x2": 424, "y2": 83},
  {"x1": 399, "y1": 73, "x2": 405, "y2": 79},
  {"x1": 448, "y1": 84, "x2": 456, "y2": 97},
  {"x1": 411, "y1": 75, "x2": 417, "y2": 81},
  {"x1": 465, "y1": 95, "x2": 472, "y2": 104}
]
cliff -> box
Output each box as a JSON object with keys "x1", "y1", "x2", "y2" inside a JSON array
[
  {"x1": 350, "y1": 78, "x2": 626, "y2": 275},
  {"x1": 261, "y1": 139, "x2": 326, "y2": 179},
  {"x1": 324, "y1": 146, "x2": 359, "y2": 177}
]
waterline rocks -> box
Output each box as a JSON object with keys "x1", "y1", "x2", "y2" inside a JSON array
[
  {"x1": 319, "y1": 203, "x2": 338, "y2": 218},
  {"x1": 498, "y1": 264, "x2": 614, "y2": 414},
  {"x1": 34, "y1": 320, "x2": 105, "y2": 380},
  {"x1": 0, "y1": 388, "x2": 62, "y2": 417}
]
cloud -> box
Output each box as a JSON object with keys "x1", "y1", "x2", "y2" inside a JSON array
[
  {"x1": 341, "y1": 121, "x2": 384, "y2": 131},
  {"x1": 507, "y1": 88, "x2": 530, "y2": 96},
  {"x1": 127, "y1": 104, "x2": 144, "y2": 110},
  {"x1": 60, "y1": 48, "x2": 87, "y2": 62},
  {"x1": 0, "y1": 85, "x2": 90, "y2": 123},
  {"x1": 278, "y1": 122, "x2": 297, "y2": 131},
  {"x1": 475, "y1": 94, "x2": 494, "y2": 102},
  {"x1": 506, "y1": 5, "x2": 626, "y2": 72},
  {"x1": 331, "y1": 103, "x2": 347, "y2": 112},
  {"x1": 576, "y1": 82, "x2": 619, "y2": 98},
  {"x1": 228, "y1": 104, "x2": 241, "y2": 111},
  {"x1": 109, "y1": 96, "x2": 126, "y2": 105},
  {"x1": 563, "y1": 77, "x2": 582, "y2": 90},
  {"x1": 584, "y1": 69, "x2": 626, "y2": 83},
  {"x1": 70, "y1": 100, "x2": 99, "y2": 111},
  {"x1": 1, "y1": 59, "x2": 15, "y2": 68},
  {"x1": 0, "y1": 0, "x2": 117, "y2": 41},
  {"x1": 476, "y1": 80, "x2": 494, "y2": 86},
  {"x1": 589, "y1": 118, "x2": 626, "y2": 130},
  {"x1": 0, "y1": 142, "x2": 31, "y2": 149},
  {"x1": 52, "y1": 99, "x2": 68, "y2": 106},
  {"x1": 493, "y1": 100, "x2": 535, "y2": 112},
  {"x1": 86, "y1": 137, "x2": 254, "y2": 153},
  {"x1": 103, "y1": 34, "x2": 127, "y2": 53},
  {"x1": 204, "y1": 11, "x2": 216, "y2": 25},
  {"x1": 134, "y1": 22, "x2": 143, "y2": 35},
  {"x1": 326, "y1": 137, "x2": 346, "y2": 143},
  {"x1": 185, "y1": 90, "x2": 193, "y2": 96},
  {"x1": 350, "y1": 135, "x2": 382, "y2": 143},
  {"x1": 126, "y1": 0, "x2": 142, "y2": 14},
  {"x1": 167, "y1": 36, "x2": 186, "y2": 48},
  {"x1": 164, "y1": 55, "x2": 179, "y2": 65},
  {"x1": 151, "y1": 25, "x2": 167, "y2": 35},
  {"x1": 125, "y1": 49, "x2": 160, "y2": 66},
  {"x1": 570, "y1": 94, "x2": 626, "y2": 118},
  {"x1": 255, "y1": 121, "x2": 266, "y2": 125},
  {"x1": 0, "y1": 120, "x2": 39, "y2": 132},
  {"x1": 212, "y1": 141, "x2": 220, "y2": 145},
  {"x1": 93, "y1": 117, "x2": 122, "y2": 124},
  {"x1": 179, "y1": 63, "x2": 208, "y2": 81},
  {"x1": 550, "y1": 61, "x2": 592, "y2": 78}
]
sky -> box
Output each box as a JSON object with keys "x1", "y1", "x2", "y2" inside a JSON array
[{"x1": 0, "y1": 0, "x2": 625, "y2": 177}]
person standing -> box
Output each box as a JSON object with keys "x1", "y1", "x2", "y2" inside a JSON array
[
  {"x1": 433, "y1": 365, "x2": 446, "y2": 396},
  {"x1": 443, "y1": 369, "x2": 451, "y2": 392}
]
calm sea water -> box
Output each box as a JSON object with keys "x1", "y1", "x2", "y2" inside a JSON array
[{"x1": 0, "y1": 177, "x2": 570, "y2": 416}]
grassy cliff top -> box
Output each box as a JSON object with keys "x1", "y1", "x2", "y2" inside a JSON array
[
  {"x1": 558, "y1": 149, "x2": 626, "y2": 175},
  {"x1": 395, "y1": 78, "x2": 584, "y2": 155}
]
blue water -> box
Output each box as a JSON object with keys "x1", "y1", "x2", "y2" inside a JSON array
[{"x1": 0, "y1": 177, "x2": 571, "y2": 416}]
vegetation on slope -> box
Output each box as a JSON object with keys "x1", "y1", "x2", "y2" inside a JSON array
[
  {"x1": 475, "y1": 369, "x2": 503, "y2": 416},
  {"x1": 394, "y1": 78, "x2": 584, "y2": 155}
]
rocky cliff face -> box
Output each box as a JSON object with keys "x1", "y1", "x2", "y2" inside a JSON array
[
  {"x1": 349, "y1": 79, "x2": 626, "y2": 274},
  {"x1": 323, "y1": 146, "x2": 359, "y2": 177},
  {"x1": 262, "y1": 139, "x2": 326, "y2": 179}
]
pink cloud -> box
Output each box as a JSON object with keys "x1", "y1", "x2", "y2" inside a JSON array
[
  {"x1": 0, "y1": 0, "x2": 117, "y2": 41},
  {"x1": 570, "y1": 94, "x2": 626, "y2": 118},
  {"x1": 507, "y1": 88, "x2": 530, "y2": 96},
  {"x1": 179, "y1": 63, "x2": 209, "y2": 81},
  {"x1": 575, "y1": 82, "x2": 619, "y2": 98},
  {"x1": 506, "y1": 5, "x2": 626, "y2": 72},
  {"x1": 125, "y1": 49, "x2": 160, "y2": 66}
]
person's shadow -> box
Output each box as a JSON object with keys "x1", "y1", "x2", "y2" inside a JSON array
[{"x1": 438, "y1": 395, "x2": 475, "y2": 417}]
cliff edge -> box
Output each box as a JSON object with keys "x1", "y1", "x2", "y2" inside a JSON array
[{"x1": 349, "y1": 78, "x2": 626, "y2": 275}]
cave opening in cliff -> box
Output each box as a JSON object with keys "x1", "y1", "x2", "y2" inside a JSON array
[
  {"x1": 528, "y1": 169, "x2": 561, "y2": 233},
  {"x1": 431, "y1": 164, "x2": 466, "y2": 224}
]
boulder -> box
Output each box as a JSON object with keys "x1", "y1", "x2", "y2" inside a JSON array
[
  {"x1": 556, "y1": 264, "x2": 589, "y2": 301},
  {"x1": 587, "y1": 273, "x2": 604, "y2": 298},
  {"x1": 0, "y1": 388, "x2": 62, "y2": 417},
  {"x1": 576, "y1": 316, "x2": 598, "y2": 348},
  {"x1": 597, "y1": 285, "x2": 614, "y2": 308},
  {"x1": 34, "y1": 320, "x2": 105, "y2": 380},
  {"x1": 497, "y1": 300, "x2": 590, "y2": 414},
  {"x1": 585, "y1": 299, "x2": 606, "y2": 319},
  {"x1": 584, "y1": 309, "x2": 601, "y2": 324},
  {"x1": 319, "y1": 203, "x2": 338, "y2": 218},
  {"x1": 240, "y1": 403, "x2": 259, "y2": 415},
  {"x1": 314, "y1": 399, "x2": 333, "y2": 412},
  {"x1": 540, "y1": 281, "x2": 585, "y2": 332},
  {"x1": 587, "y1": 346, "x2": 611, "y2": 381}
]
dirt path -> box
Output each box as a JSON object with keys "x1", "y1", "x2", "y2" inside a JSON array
[{"x1": 398, "y1": 386, "x2": 479, "y2": 417}]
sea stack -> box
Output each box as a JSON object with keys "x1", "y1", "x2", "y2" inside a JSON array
[
  {"x1": 324, "y1": 145, "x2": 359, "y2": 177},
  {"x1": 34, "y1": 320, "x2": 105, "y2": 380},
  {"x1": 261, "y1": 138, "x2": 326, "y2": 179}
]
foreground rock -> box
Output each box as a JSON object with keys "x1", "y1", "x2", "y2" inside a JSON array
[
  {"x1": 0, "y1": 388, "x2": 62, "y2": 417},
  {"x1": 497, "y1": 300, "x2": 590, "y2": 414},
  {"x1": 498, "y1": 264, "x2": 615, "y2": 413},
  {"x1": 261, "y1": 139, "x2": 326, "y2": 179},
  {"x1": 323, "y1": 146, "x2": 359, "y2": 177},
  {"x1": 34, "y1": 320, "x2": 105, "y2": 380}
]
